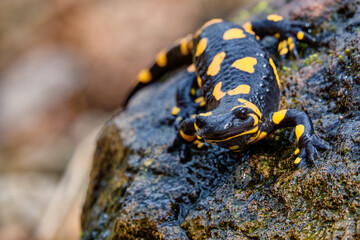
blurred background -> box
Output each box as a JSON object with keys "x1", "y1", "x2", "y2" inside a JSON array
[{"x1": 0, "y1": 0, "x2": 260, "y2": 239}]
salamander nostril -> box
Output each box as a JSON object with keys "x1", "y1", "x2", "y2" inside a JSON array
[
  {"x1": 224, "y1": 122, "x2": 232, "y2": 129},
  {"x1": 195, "y1": 116, "x2": 206, "y2": 128}
]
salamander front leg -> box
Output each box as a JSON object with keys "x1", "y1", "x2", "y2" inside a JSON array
[
  {"x1": 270, "y1": 109, "x2": 330, "y2": 167},
  {"x1": 167, "y1": 71, "x2": 200, "y2": 126},
  {"x1": 168, "y1": 118, "x2": 197, "y2": 162}
]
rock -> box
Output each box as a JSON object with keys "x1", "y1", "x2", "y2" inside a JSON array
[{"x1": 81, "y1": 0, "x2": 360, "y2": 239}]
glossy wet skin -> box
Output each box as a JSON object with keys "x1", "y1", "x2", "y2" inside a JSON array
[
  {"x1": 190, "y1": 20, "x2": 280, "y2": 150},
  {"x1": 194, "y1": 98, "x2": 261, "y2": 149},
  {"x1": 193, "y1": 20, "x2": 280, "y2": 115}
]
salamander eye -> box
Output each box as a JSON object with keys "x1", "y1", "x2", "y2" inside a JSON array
[{"x1": 234, "y1": 107, "x2": 249, "y2": 119}]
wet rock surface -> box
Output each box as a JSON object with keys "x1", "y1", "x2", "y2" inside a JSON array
[{"x1": 81, "y1": 0, "x2": 360, "y2": 239}]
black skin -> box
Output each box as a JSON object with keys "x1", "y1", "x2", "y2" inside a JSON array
[{"x1": 124, "y1": 16, "x2": 330, "y2": 167}]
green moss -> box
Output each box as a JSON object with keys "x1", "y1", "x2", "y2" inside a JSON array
[
  {"x1": 345, "y1": 48, "x2": 351, "y2": 56},
  {"x1": 253, "y1": 0, "x2": 269, "y2": 13},
  {"x1": 238, "y1": 10, "x2": 251, "y2": 21},
  {"x1": 342, "y1": 148, "x2": 350, "y2": 155},
  {"x1": 338, "y1": 55, "x2": 343, "y2": 62},
  {"x1": 235, "y1": 0, "x2": 272, "y2": 22},
  {"x1": 281, "y1": 66, "x2": 290, "y2": 71},
  {"x1": 304, "y1": 53, "x2": 321, "y2": 65}
]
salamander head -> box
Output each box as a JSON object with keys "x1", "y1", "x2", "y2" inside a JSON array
[{"x1": 194, "y1": 99, "x2": 262, "y2": 150}]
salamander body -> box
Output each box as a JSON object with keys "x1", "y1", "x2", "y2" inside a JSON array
[{"x1": 125, "y1": 15, "x2": 329, "y2": 167}]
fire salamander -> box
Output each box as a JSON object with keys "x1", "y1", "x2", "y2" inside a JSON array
[{"x1": 125, "y1": 15, "x2": 330, "y2": 167}]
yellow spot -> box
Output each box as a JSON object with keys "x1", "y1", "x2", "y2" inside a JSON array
[
  {"x1": 274, "y1": 33, "x2": 280, "y2": 38},
  {"x1": 195, "y1": 96, "x2": 205, "y2": 103},
  {"x1": 229, "y1": 145, "x2": 239, "y2": 150},
  {"x1": 278, "y1": 40, "x2": 288, "y2": 55},
  {"x1": 279, "y1": 48, "x2": 288, "y2": 56},
  {"x1": 234, "y1": 98, "x2": 262, "y2": 118},
  {"x1": 257, "y1": 132, "x2": 267, "y2": 141},
  {"x1": 295, "y1": 124, "x2": 305, "y2": 142},
  {"x1": 267, "y1": 14, "x2": 283, "y2": 22},
  {"x1": 137, "y1": 69, "x2": 152, "y2": 83},
  {"x1": 187, "y1": 64, "x2": 196, "y2": 72},
  {"x1": 256, "y1": 35, "x2": 260, "y2": 40},
  {"x1": 195, "y1": 38, "x2": 208, "y2": 57},
  {"x1": 297, "y1": 31, "x2": 304, "y2": 40},
  {"x1": 195, "y1": 18, "x2": 224, "y2": 38},
  {"x1": 207, "y1": 126, "x2": 259, "y2": 143},
  {"x1": 269, "y1": 58, "x2": 280, "y2": 88},
  {"x1": 188, "y1": 40, "x2": 194, "y2": 50},
  {"x1": 250, "y1": 113, "x2": 259, "y2": 126},
  {"x1": 223, "y1": 28, "x2": 246, "y2": 40},
  {"x1": 190, "y1": 88, "x2": 196, "y2": 95},
  {"x1": 197, "y1": 135, "x2": 202, "y2": 140},
  {"x1": 294, "y1": 148, "x2": 300, "y2": 155},
  {"x1": 207, "y1": 52, "x2": 226, "y2": 76},
  {"x1": 175, "y1": 116, "x2": 182, "y2": 122},
  {"x1": 248, "y1": 130, "x2": 266, "y2": 144},
  {"x1": 212, "y1": 83, "x2": 251, "y2": 101},
  {"x1": 197, "y1": 76, "x2": 202, "y2": 88},
  {"x1": 180, "y1": 38, "x2": 189, "y2": 55},
  {"x1": 247, "y1": 130, "x2": 260, "y2": 143},
  {"x1": 294, "y1": 157, "x2": 301, "y2": 164},
  {"x1": 171, "y1": 106, "x2": 181, "y2": 115},
  {"x1": 180, "y1": 130, "x2": 195, "y2": 142},
  {"x1": 199, "y1": 111, "x2": 212, "y2": 117},
  {"x1": 156, "y1": 50, "x2": 167, "y2": 67},
  {"x1": 195, "y1": 97, "x2": 206, "y2": 107},
  {"x1": 272, "y1": 109, "x2": 287, "y2": 124},
  {"x1": 194, "y1": 122, "x2": 198, "y2": 131},
  {"x1": 193, "y1": 140, "x2": 204, "y2": 148},
  {"x1": 278, "y1": 40, "x2": 287, "y2": 50},
  {"x1": 202, "y1": 18, "x2": 223, "y2": 29},
  {"x1": 231, "y1": 57, "x2": 257, "y2": 73},
  {"x1": 242, "y1": 22, "x2": 255, "y2": 35},
  {"x1": 227, "y1": 85, "x2": 251, "y2": 95},
  {"x1": 191, "y1": 114, "x2": 197, "y2": 118},
  {"x1": 213, "y1": 82, "x2": 227, "y2": 100},
  {"x1": 144, "y1": 158, "x2": 153, "y2": 167},
  {"x1": 287, "y1": 37, "x2": 294, "y2": 51}
]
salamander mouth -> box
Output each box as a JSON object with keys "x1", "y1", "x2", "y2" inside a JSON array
[{"x1": 200, "y1": 125, "x2": 258, "y2": 143}]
